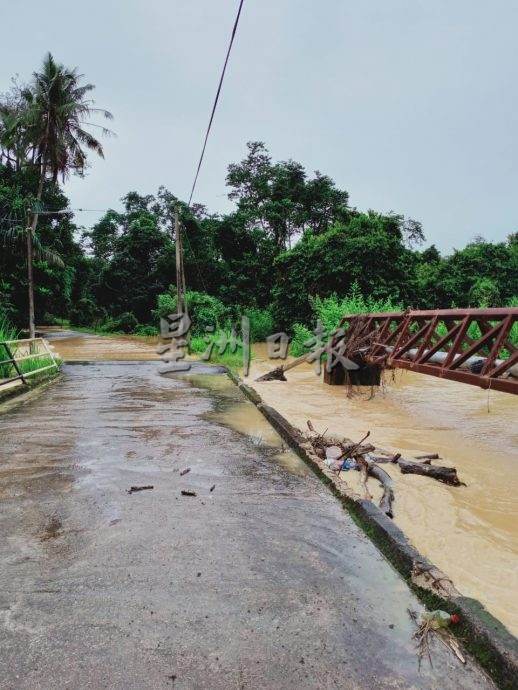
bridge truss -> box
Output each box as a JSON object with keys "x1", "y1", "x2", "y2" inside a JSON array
[{"x1": 335, "y1": 308, "x2": 518, "y2": 395}]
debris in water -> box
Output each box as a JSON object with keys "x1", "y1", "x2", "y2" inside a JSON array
[
  {"x1": 302, "y1": 417, "x2": 465, "y2": 520},
  {"x1": 127, "y1": 485, "x2": 154, "y2": 494}
]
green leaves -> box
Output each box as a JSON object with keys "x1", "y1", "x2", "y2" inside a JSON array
[{"x1": 225, "y1": 141, "x2": 350, "y2": 250}]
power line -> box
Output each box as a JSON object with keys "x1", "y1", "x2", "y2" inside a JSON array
[
  {"x1": 187, "y1": 0, "x2": 245, "y2": 207},
  {"x1": 34, "y1": 208, "x2": 109, "y2": 214}
]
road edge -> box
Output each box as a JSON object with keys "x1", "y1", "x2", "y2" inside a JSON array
[
  {"x1": 228, "y1": 371, "x2": 518, "y2": 690},
  {"x1": 0, "y1": 371, "x2": 63, "y2": 406}
]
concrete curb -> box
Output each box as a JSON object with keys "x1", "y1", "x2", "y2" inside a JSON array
[
  {"x1": 230, "y1": 372, "x2": 518, "y2": 690},
  {"x1": 0, "y1": 371, "x2": 62, "y2": 405}
]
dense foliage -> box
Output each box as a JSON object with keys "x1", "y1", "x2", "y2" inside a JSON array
[
  {"x1": 1, "y1": 61, "x2": 517, "y2": 342},
  {"x1": 0, "y1": 54, "x2": 112, "y2": 337}
]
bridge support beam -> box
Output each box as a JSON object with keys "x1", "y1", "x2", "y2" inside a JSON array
[{"x1": 324, "y1": 362, "x2": 381, "y2": 387}]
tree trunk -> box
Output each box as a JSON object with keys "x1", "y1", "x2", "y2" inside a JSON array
[
  {"x1": 366, "y1": 459, "x2": 395, "y2": 518},
  {"x1": 27, "y1": 149, "x2": 48, "y2": 339},
  {"x1": 26, "y1": 217, "x2": 35, "y2": 339},
  {"x1": 397, "y1": 459, "x2": 463, "y2": 486}
]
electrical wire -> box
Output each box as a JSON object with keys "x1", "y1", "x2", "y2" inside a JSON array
[
  {"x1": 34, "y1": 208, "x2": 109, "y2": 214},
  {"x1": 187, "y1": 0, "x2": 245, "y2": 207}
]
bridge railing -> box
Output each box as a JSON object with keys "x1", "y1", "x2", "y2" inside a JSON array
[
  {"x1": 0, "y1": 338, "x2": 60, "y2": 388},
  {"x1": 336, "y1": 308, "x2": 518, "y2": 394}
]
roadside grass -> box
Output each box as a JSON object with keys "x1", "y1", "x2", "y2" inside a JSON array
[
  {"x1": 190, "y1": 335, "x2": 252, "y2": 372},
  {"x1": 0, "y1": 316, "x2": 61, "y2": 381}
]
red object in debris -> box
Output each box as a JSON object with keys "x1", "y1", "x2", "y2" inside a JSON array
[{"x1": 450, "y1": 614, "x2": 460, "y2": 624}]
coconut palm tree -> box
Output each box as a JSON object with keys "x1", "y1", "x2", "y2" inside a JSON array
[
  {"x1": 1, "y1": 53, "x2": 114, "y2": 337},
  {"x1": 0, "y1": 85, "x2": 33, "y2": 171}
]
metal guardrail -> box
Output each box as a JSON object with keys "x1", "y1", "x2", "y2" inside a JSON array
[
  {"x1": 0, "y1": 337, "x2": 60, "y2": 387},
  {"x1": 335, "y1": 308, "x2": 518, "y2": 395}
]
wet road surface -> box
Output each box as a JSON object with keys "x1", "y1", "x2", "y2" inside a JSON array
[{"x1": 0, "y1": 362, "x2": 495, "y2": 689}]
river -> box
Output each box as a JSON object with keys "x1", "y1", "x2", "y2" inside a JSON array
[{"x1": 45, "y1": 329, "x2": 518, "y2": 637}]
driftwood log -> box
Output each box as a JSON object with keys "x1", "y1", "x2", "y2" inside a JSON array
[
  {"x1": 256, "y1": 348, "x2": 326, "y2": 382},
  {"x1": 365, "y1": 458, "x2": 395, "y2": 518},
  {"x1": 302, "y1": 420, "x2": 464, "y2": 520},
  {"x1": 358, "y1": 457, "x2": 373, "y2": 501},
  {"x1": 397, "y1": 460, "x2": 463, "y2": 487},
  {"x1": 256, "y1": 344, "x2": 360, "y2": 382},
  {"x1": 370, "y1": 453, "x2": 401, "y2": 464}
]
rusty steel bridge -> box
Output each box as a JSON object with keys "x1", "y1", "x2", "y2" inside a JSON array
[{"x1": 332, "y1": 308, "x2": 518, "y2": 395}]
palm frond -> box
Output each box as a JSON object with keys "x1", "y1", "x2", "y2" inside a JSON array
[{"x1": 34, "y1": 245, "x2": 64, "y2": 267}]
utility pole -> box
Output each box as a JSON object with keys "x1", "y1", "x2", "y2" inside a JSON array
[
  {"x1": 26, "y1": 208, "x2": 35, "y2": 341},
  {"x1": 174, "y1": 207, "x2": 190, "y2": 350},
  {"x1": 174, "y1": 207, "x2": 183, "y2": 316}
]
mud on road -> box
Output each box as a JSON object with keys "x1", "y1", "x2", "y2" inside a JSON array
[{"x1": 0, "y1": 362, "x2": 495, "y2": 689}]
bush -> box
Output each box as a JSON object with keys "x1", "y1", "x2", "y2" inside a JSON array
[
  {"x1": 469, "y1": 278, "x2": 501, "y2": 308},
  {"x1": 152, "y1": 290, "x2": 229, "y2": 337},
  {"x1": 111, "y1": 311, "x2": 139, "y2": 334},
  {"x1": 243, "y1": 307, "x2": 274, "y2": 342},
  {"x1": 289, "y1": 282, "x2": 402, "y2": 356},
  {"x1": 309, "y1": 281, "x2": 401, "y2": 331},
  {"x1": 133, "y1": 324, "x2": 159, "y2": 336},
  {"x1": 42, "y1": 312, "x2": 60, "y2": 326},
  {"x1": 289, "y1": 322, "x2": 313, "y2": 356},
  {"x1": 69, "y1": 298, "x2": 103, "y2": 327}
]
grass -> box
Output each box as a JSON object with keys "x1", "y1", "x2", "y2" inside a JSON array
[
  {"x1": 190, "y1": 334, "x2": 253, "y2": 372},
  {"x1": 0, "y1": 315, "x2": 61, "y2": 382},
  {"x1": 289, "y1": 286, "x2": 518, "y2": 359},
  {"x1": 290, "y1": 283, "x2": 402, "y2": 356}
]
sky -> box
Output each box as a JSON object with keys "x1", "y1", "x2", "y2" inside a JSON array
[{"x1": 2, "y1": 0, "x2": 518, "y2": 254}]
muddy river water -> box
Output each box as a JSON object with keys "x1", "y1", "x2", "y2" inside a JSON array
[{"x1": 46, "y1": 330, "x2": 518, "y2": 637}]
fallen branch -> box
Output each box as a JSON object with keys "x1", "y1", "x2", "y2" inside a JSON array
[
  {"x1": 127, "y1": 485, "x2": 154, "y2": 494},
  {"x1": 370, "y1": 453, "x2": 401, "y2": 464},
  {"x1": 357, "y1": 456, "x2": 373, "y2": 500},
  {"x1": 256, "y1": 344, "x2": 360, "y2": 382},
  {"x1": 365, "y1": 459, "x2": 395, "y2": 518},
  {"x1": 398, "y1": 460, "x2": 464, "y2": 487},
  {"x1": 256, "y1": 349, "x2": 324, "y2": 382},
  {"x1": 336, "y1": 431, "x2": 372, "y2": 479}
]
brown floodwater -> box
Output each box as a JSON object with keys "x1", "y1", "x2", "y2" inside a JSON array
[
  {"x1": 44, "y1": 330, "x2": 518, "y2": 636},
  {"x1": 42, "y1": 327, "x2": 163, "y2": 361},
  {"x1": 249, "y1": 344, "x2": 518, "y2": 637}
]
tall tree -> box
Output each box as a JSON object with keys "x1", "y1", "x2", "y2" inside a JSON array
[
  {"x1": 226, "y1": 141, "x2": 350, "y2": 250},
  {"x1": 0, "y1": 53, "x2": 113, "y2": 337}
]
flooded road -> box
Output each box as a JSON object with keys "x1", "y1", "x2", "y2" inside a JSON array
[
  {"x1": 249, "y1": 346, "x2": 518, "y2": 638},
  {"x1": 0, "y1": 357, "x2": 495, "y2": 689},
  {"x1": 43, "y1": 330, "x2": 518, "y2": 637},
  {"x1": 43, "y1": 327, "x2": 162, "y2": 361}
]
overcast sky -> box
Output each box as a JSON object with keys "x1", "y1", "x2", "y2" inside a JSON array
[{"x1": 2, "y1": 0, "x2": 518, "y2": 253}]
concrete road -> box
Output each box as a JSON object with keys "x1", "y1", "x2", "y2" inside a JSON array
[{"x1": 0, "y1": 363, "x2": 495, "y2": 689}]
